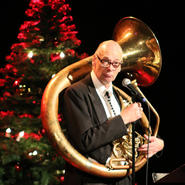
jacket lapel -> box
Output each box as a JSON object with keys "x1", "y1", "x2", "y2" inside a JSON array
[
  {"x1": 84, "y1": 74, "x2": 107, "y2": 124},
  {"x1": 83, "y1": 74, "x2": 124, "y2": 124}
]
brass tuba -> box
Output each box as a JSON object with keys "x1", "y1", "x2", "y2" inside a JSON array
[{"x1": 41, "y1": 17, "x2": 162, "y2": 178}]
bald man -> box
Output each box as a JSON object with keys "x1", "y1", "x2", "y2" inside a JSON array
[{"x1": 62, "y1": 40, "x2": 164, "y2": 185}]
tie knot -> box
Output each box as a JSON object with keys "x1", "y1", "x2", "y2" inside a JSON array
[{"x1": 105, "y1": 91, "x2": 111, "y2": 99}]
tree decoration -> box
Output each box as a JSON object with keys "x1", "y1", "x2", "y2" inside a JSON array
[{"x1": 0, "y1": 0, "x2": 88, "y2": 184}]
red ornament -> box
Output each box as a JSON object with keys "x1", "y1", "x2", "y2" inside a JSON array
[
  {"x1": 65, "y1": 49, "x2": 75, "y2": 57},
  {"x1": 15, "y1": 163, "x2": 21, "y2": 172},
  {"x1": 60, "y1": 176, "x2": 64, "y2": 183},
  {"x1": 0, "y1": 111, "x2": 14, "y2": 118},
  {"x1": 32, "y1": 100, "x2": 36, "y2": 104},
  {"x1": 3, "y1": 91, "x2": 11, "y2": 98},
  {"x1": 41, "y1": 128, "x2": 46, "y2": 134},
  {"x1": 0, "y1": 79, "x2": 6, "y2": 87},
  {"x1": 50, "y1": 53, "x2": 61, "y2": 62},
  {"x1": 13, "y1": 80, "x2": 20, "y2": 86}
]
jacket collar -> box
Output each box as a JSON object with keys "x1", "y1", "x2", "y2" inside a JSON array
[
  {"x1": 83, "y1": 74, "x2": 122, "y2": 123},
  {"x1": 84, "y1": 74, "x2": 108, "y2": 124}
]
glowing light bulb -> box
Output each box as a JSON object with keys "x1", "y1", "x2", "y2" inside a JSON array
[
  {"x1": 14, "y1": 80, "x2": 19, "y2": 86},
  {"x1": 6, "y1": 128, "x2": 11, "y2": 133},
  {"x1": 19, "y1": 131, "x2": 25, "y2": 137},
  {"x1": 51, "y1": 74, "x2": 56, "y2": 78},
  {"x1": 32, "y1": 150, "x2": 38, "y2": 156},
  {"x1": 60, "y1": 51, "x2": 65, "y2": 59},
  {"x1": 28, "y1": 152, "x2": 33, "y2": 156},
  {"x1": 28, "y1": 51, "x2": 34, "y2": 58},
  {"x1": 16, "y1": 131, "x2": 25, "y2": 141},
  {"x1": 5, "y1": 128, "x2": 11, "y2": 137}
]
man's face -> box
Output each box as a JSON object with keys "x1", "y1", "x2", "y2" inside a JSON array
[{"x1": 92, "y1": 49, "x2": 122, "y2": 87}]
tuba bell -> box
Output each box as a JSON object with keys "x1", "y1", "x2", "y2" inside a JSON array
[{"x1": 41, "y1": 16, "x2": 162, "y2": 178}]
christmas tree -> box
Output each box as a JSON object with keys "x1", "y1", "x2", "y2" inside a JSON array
[{"x1": 0, "y1": 0, "x2": 87, "y2": 184}]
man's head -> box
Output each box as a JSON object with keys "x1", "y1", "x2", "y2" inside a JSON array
[{"x1": 92, "y1": 40, "x2": 123, "y2": 88}]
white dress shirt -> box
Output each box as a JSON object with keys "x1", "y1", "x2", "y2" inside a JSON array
[{"x1": 91, "y1": 71, "x2": 120, "y2": 119}]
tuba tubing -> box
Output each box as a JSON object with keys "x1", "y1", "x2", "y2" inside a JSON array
[
  {"x1": 41, "y1": 16, "x2": 161, "y2": 178},
  {"x1": 41, "y1": 57, "x2": 148, "y2": 178}
]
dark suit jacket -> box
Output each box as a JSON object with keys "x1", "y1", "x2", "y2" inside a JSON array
[{"x1": 61, "y1": 74, "x2": 130, "y2": 185}]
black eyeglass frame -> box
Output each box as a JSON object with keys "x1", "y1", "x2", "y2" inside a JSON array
[{"x1": 96, "y1": 55, "x2": 122, "y2": 69}]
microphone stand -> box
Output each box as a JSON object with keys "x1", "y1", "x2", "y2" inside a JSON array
[
  {"x1": 122, "y1": 79, "x2": 147, "y2": 185},
  {"x1": 131, "y1": 95, "x2": 139, "y2": 185},
  {"x1": 132, "y1": 121, "x2": 136, "y2": 185}
]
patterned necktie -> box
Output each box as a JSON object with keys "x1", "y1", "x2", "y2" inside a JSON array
[{"x1": 104, "y1": 91, "x2": 116, "y2": 116}]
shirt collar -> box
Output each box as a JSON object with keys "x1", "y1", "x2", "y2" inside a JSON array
[{"x1": 91, "y1": 70, "x2": 113, "y2": 97}]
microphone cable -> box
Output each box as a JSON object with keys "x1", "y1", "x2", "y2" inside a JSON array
[{"x1": 145, "y1": 101, "x2": 151, "y2": 185}]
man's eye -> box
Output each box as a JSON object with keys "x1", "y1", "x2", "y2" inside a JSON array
[{"x1": 102, "y1": 60, "x2": 109, "y2": 63}]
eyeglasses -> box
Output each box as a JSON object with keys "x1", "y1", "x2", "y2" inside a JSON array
[{"x1": 96, "y1": 55, "x2": 122, "y2": 69}]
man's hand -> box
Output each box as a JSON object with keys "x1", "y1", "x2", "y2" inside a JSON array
[
  {"x1": 138, "y1": 134, "x2": 164, "y2": 158},
  {"x1": 121, "y1": 102, "x2": 143, "y2": 124}
]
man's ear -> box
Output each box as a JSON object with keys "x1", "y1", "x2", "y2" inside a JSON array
[
  {"x1": 118, "y1": 65, "x2": 121, "y2": 72},
  {"x1": 92, "y1": 55, "x2": 96, "y2": 66}
]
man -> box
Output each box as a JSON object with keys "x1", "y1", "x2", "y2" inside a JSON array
[{"x1": 62, "y1": 40, "x2": 164, "y2": 185}]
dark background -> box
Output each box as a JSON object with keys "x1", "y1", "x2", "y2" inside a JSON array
[{"x1": 1, "y1": 0, "x2": 185, "y2": 184}]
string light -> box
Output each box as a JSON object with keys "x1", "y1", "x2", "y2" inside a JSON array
[
  {"x1": 5, "y1": 128, "x2": 12, "y2": 137},
  {"x1": 16, "y1": 131, "x2": 25, "y2": 141},
  {"x1": 28, "y1": 51, "x2": 34, "y2": 58},
  {"x1": 6, "y1": 128, "x2": 11, "y2": 133},
  {"x1": 14, "y1": 80, "x2": 19, "y2": 86},
  {"x1": 32, "y1": 150, "x2": 38, "y2": 156},
  {"x1": 60, "y1": 51, "x2": 65, "y2": 59},
  {"x1": 28, "y1": 150, "x2": 38, "y2": 156}
]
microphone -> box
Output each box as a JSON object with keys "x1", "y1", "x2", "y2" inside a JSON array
[{"x1": 122, "y1": 78, "x2": 146, "y2": 103}]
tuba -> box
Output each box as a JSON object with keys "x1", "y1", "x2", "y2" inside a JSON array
[{"x1": 41, "y1": 17, "x2": 162, "y2": 178}]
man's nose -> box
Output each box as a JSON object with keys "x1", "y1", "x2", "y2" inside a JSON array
[{"x1": 107, "y1": 63, "x2": 115, "y2": 71}]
